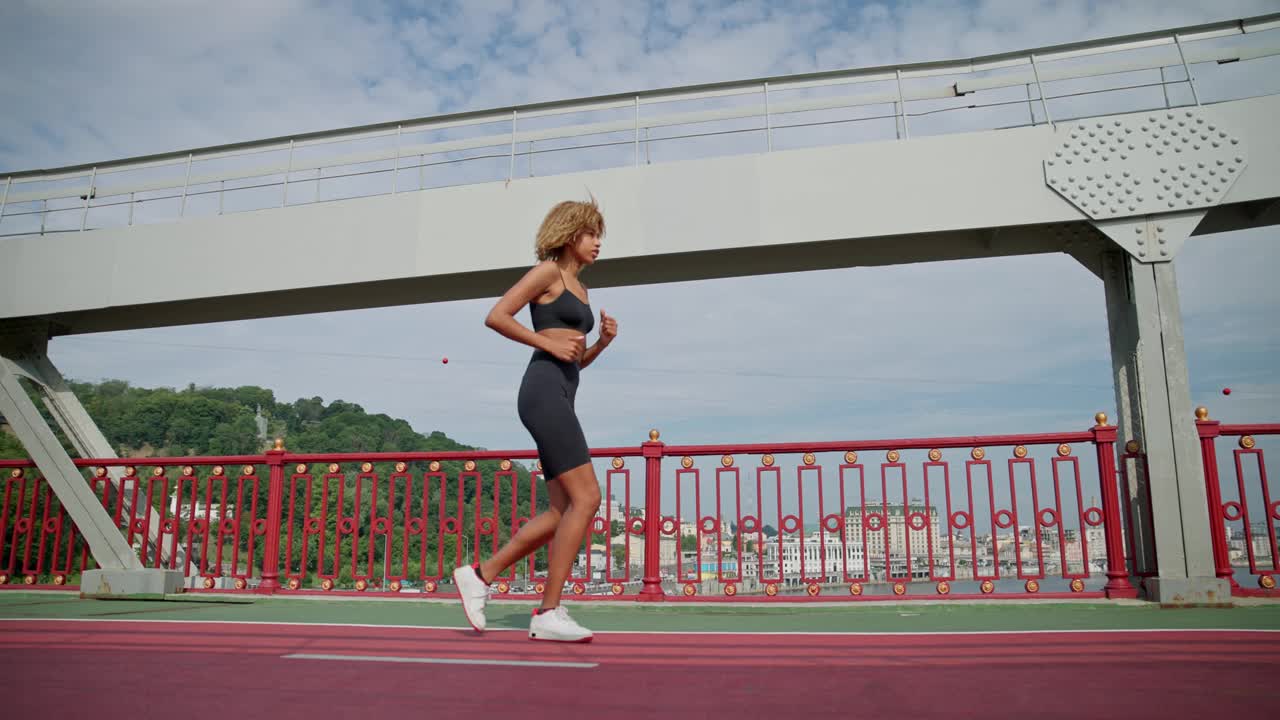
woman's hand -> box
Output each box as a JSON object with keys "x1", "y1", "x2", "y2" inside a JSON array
[
  {"x1": 543, "y1": 334, "x2": 586, "y2": 363},
  {"x1": 599, "y1": 309, "x2": 618, "y2": 346}
]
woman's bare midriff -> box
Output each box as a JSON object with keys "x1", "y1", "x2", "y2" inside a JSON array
[{"x1": 537, "y1": 328, "x2": 584, "y2": 341}]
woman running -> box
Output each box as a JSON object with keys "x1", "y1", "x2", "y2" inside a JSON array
[{"x1": 452, "y1": 198, "x2": 618, "y2": 643}]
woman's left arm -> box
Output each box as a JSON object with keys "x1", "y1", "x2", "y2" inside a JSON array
[{"x1": 580, "y1": 309, "x2": 617, "y2": 369}]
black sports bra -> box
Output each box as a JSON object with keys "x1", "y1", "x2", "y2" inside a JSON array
[{"x1": 530, "y1": 268, "x2": 594, "y2": 334}]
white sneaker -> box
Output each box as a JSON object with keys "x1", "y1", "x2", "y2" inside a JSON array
[
  {"x1": 528, "y1": 606, "x2": 593, "y2": 643},
  {"x1": 452, "y1": 565, "x2": 489, "y2": 632}
]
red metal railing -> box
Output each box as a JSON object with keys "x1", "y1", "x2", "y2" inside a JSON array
[
  {"x1": 0, "y1": 415, "x2": 1183, "y2": 600},
  {"x1": 1195, "y1": 411, "x2": 1280, "y2": 596}
]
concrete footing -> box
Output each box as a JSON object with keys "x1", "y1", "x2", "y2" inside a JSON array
[
  {"x1": 1146, "y1": 577, "x2": 1232, "y2": 606},
  {"x1": 79, "y1": 568, "x2": 185, "y2": 599}
]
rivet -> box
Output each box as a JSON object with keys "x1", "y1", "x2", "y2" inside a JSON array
[
  {"x1": 1070, "y1": 192, "x2": 1078, "y2": 198},
  {"x1": 1235, "y1": 156, "x2": 1244, "y2": 163},
  {"x1": 1136, "y1": 196, "x2": 1144, "y2": 202},
  {"x1": 1134, "y1": 227, "x2": 1142, "y2": 234},
  {"x1": 1194, "y1": 144, "x2": 1200, "y2": 150},
  {"x1": 1175, "y1": 191, "x2": 1183, "y2": 198},
  {"x1": 1228, "y1": 167, "x2": 1236, "y2": 173},
  {"x1": 1158, "y1": 237, "x2": 1167, "y2": 245},
  {"x1": 1156, "y1": 149, "x2": 1164, "y2": 155},
  {"x1": 1097, "y1": 122, "x2": 1104, "y2": 128},
  {"x1": 1139, "y1": 249, "x2": 1147, "y2": 257},
  {"x1": 1134, "y1": 178, "x2": 1141, "y2": 185},
  {"x1": 1174, "y1": 147, "x2": 1182, "y2": 153},
  {"x1": 1156, "y1": 225, "x2": 1165, "y2": 232},
  {"x1": 1217, "y1": 159, "x2": 1225, "y2": 166},
  {"x1": 1194, "y1": 188, "x2": 1202, "y2": 195},
  {"x1": 1128, "y1": 204, "x2": 1136, "y2": 211},
  {"x1": 1160, "y1": 249, "x2": 1168, "y2": 256},
  {"x1": 1066, "y1": 158, "x2": 1072, "y2": 164},
  {"x1": 1212, "y1": 141, "x2": 1220, "y2": 148},
  {"x1": 1197, "y1": 117, "x2": 1205, "y2": 124},
  {"x1": 1137, "y1": 236, "x2": 1145, "y2": 246},
  {"x1": 1168, "y1": 201, "x2": 1176, "y2": 207},
  {"x1": 1048, "y1": 160, "x2": 1055, "y2": 166},
  {"x1": 1156, "y1": 193, "x2": 1164, "y2": 200},
  {"x1": 1185, "y1": 110, "x2": 1193, "y2": 117},
  {"x1": 1096, "y1": 182, "x2": 1103, "y2": 188},
  {"x1": 1208, "y1": 124, "x2": 1216, "y2": 131},
  {"x1": 1231, "y1": 138, "x2": 1239, "y2": 145},
  {"x1": 1145, "y1": 141, "x2": 1153, "y2": 148},
  {"x1": 1166, "y1": 112, "x2": 1174, "y2": 119}
]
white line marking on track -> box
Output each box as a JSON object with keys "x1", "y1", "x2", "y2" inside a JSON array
[
  {"x1": 284, "y1": 653, "x2": 596, "y2": 668},
  {"x1": 0, "y1": 617, "x2": 1277, "y2": 636}
]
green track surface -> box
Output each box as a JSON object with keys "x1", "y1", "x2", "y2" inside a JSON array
[{"x1": 1, "y1": 593, "x2": 1277, "y2": 633}]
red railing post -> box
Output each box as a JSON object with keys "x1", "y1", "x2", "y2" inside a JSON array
[
  {"x1": 256, "y1": 439, "x2": 286, "y2": 594},
  {"x1": 1194, "y1": 407, "x2": 1238, "y2": 592},
  {"x1": 1092, "y1": 414, "x2": 1138, "y2": 599},
  {"x1": 638, "y1": 429, "x2": 665, "y2": 602}
]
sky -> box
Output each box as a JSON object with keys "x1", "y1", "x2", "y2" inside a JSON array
[{"x1": 1, "y1": 0, "x2": 1277, "y2": 503}]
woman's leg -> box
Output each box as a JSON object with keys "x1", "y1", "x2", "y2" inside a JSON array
[
  {"x1": 478, "y1": 479, "x2": 569, "y2": 583},
  {"x1": 540, "y1": 462, "x2": 601, "y2": 610}
]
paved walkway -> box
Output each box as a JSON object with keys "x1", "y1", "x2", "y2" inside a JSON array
[{"x1": 2, "y1": 593, "x2": 1277, "y2": 719}]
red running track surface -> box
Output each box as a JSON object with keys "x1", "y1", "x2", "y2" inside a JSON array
[{"x1": 1, "y1": 620, "x2": 1276, "y2": 719}]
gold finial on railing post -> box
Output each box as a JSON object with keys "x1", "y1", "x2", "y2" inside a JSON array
[
  {"x1": 273, "y1": 437, "x2": 285, "y2": 451},
  {"x1": 648, "y1": 428, "x2": 660, "y2": 442},
  {"x1": 1094, "y1": 412, "x2": 1108, "y2": 427},
  {"x1": 1195, "y1": 406, "x2": 1209, "y2": 421}
]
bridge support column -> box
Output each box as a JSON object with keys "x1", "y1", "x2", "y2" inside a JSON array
[
  {"x1": 1087, "y1": 235, "x2": 1227, "y2": 605},
  {"x1": 0, "y1": 331, "x2": 183, "y2": 597}
]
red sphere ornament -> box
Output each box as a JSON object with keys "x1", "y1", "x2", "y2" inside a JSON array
[
  {"x1": 1222, "y1": 387, "x2": 1231, "y2": 395},
  {"x1": 442, "y1": 357, "x2": 449, "y2": 364}
]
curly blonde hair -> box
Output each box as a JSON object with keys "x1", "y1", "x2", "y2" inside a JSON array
[{"x1": 535, "y1": 198, "x2": 605, "y2": 261}]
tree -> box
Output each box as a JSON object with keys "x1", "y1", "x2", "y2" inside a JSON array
[{"x1": 681, "y1": 534, "x2": 698, "y2": 552}]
